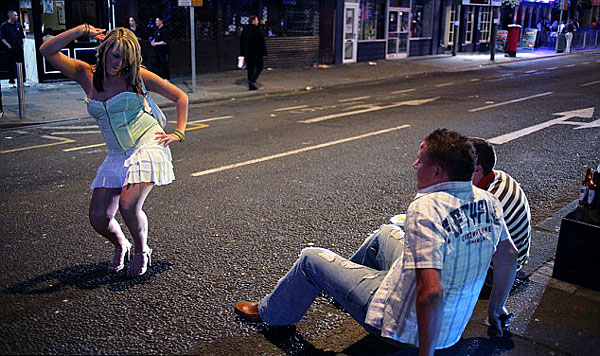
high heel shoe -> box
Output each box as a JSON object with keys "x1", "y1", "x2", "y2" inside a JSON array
[
  {"x1": 127, "y1": 249, "x2": 152, "y2": 277},
  {"x1": 108, "y1": 241, "x2": 132, "y2": 272}
]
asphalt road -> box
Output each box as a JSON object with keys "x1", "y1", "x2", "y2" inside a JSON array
[{"x1": 1, "y1": 52, "x2": 599, "y2": 355}]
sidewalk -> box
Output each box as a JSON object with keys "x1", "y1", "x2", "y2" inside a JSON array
[{"x1": 1, "y1": 46, "x2": 597, "y2": 129}]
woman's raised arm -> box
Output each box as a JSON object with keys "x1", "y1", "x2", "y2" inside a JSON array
[{"x1": 40, "y1": 24, "x2": 105, "y2": 87}]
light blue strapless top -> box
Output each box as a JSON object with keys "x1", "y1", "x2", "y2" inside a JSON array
[{"x1": 86, "y1": 91, "x2": 161, "y2": 153}]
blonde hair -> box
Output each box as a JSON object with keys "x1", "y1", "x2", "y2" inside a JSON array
[{"x1": 93, "y1": 27, "x2": 142, "y2": 94}]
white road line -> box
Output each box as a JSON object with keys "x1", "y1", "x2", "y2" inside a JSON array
[
  {"x1": 582, "y1": 62, "x2": 590, "y2": 65},
  {"x1": 435, "y1": 82, "x2": 455, "y2": 87},
  {"x1": 51, "y1": 131, "x2": 100, "y2": 135},
  {"x1": 63, "y1": 143, "x2": 106, "y2": 152},
  {"x1": 338, "y1": 96, "x2": 371, "y2": 103},
  {"x1": 168, "y1": 116, "x2": 232, "y2": 125},
  {"x1": 40, "y1": 125, "x2": 99, "y2": 130},
  {"x1": 470, "y1": 78, "x2": 481, "y2": 82},
  {"x1": 499, "y1": 73, "x2": 514, "y2": 77},
  {"x1": 188, "y1": 116, "x2": 232, "y2": 123},
  {"x1": 273, "y1": 105, "x2": 308, "y2": 112},
  {"x1": 468, "y1": 92, "x2": 553, "y2": 113},
  {"x1": 191, "y1": 125, "x2": 411, "y2": 177},
  {"x1": 391, "y1": 88, "x2": 416, "y2": 94},
  {"x1": 546, "y1": 67, "x2": 558, "y2": 70},
  {"x1": 580, "y1": 80, "x2": 600, "y2": 87},
  {"x1": 525, "y1": 70, "x2": 537, "y2": 73},
  {"x1": 299, "y1": 97, "x2": 439, "y2": 124},
  {"x1": 566, "y1": 64, "x2": 576, "y2": 67}
]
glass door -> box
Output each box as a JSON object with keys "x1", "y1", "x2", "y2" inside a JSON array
[
  {"x1": 343, "y1": 3, "x2": 359, "y2": 63},
  {"x1": 386, "y1": 8, "x2": 410, "y2": 59}
]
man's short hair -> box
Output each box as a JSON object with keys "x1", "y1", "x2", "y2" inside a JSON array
[
  {"x1": 469, "y1": 138, "x2": 496, "y2": 175},
  {"x1": 424, "y1": 129, "x2": 476, "y2": 181},
  {"x1": 8, "y1": 10, "x2": 17, "y2": 18},
  {"x1": 250, "y1": 15, "x2": 259, "y2": 22}
]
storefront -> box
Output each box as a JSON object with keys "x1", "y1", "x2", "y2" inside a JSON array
[
  {"x1": 133, "y1": 0, "x2": 324, "y2": 77},
  {"x1": 442, "y1": 0, "x2": 500, "y2": 53},
  {"x1": 338, "y1": 0, "x2": 443, "y2": 64},
  {"x1": 5, "y1": 0, "x2": 110, "y2": 82}
]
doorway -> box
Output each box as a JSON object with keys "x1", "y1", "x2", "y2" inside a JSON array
[
  {"x1": 386, "y1": 7, "x2": 410, "y2": 59},
  {"x1": 343, "y1": 2, "x2": 359, "y2": 63}
]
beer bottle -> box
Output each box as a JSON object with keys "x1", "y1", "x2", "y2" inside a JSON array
[{"x1": 579, "y1": 167, "x2": 594, "y2": 207}]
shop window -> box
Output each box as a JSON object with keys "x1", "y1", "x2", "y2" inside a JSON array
[
  {"x1": 390, "y1": 0, "x2": 411, "y2": 8},
  {"x1": 465, "y1": 7, "x2": 474, "y2": 44},
  {"x1": 358, "y1": 0, "x2": 385, "y2": 40},
  {"x1": 220, "y1": 0, "x2": 319, "y2": 38},
  {"x1": 444, "y1": 4, "x2": 457, "y2": 46},
  {"x1": 411, "y1": 0, "x2": 434, "y2": 38},
  {"x1": 479, "y1": 7, "x2": 492, "y2": 43}
]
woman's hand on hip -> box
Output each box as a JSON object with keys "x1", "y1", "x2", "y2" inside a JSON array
[{"x1": 155, "y1": 131, "x2": 180, "y2": 147}]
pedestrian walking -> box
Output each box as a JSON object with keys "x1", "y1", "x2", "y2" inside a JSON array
[
  {"x1": 240, "y1": 16, "x2": 267, "y2": 90},
  {"x1": 235, "y1": 129, "x2": 518, "y2": 355},
  {"x1": 40, "y1": 25, "x2": 188, "y2": 277},
  {"x1": 151, "y1": 17, "x2": 170, "y2": 80},
  {"x1": 0, "y1": 10, "x2": 26, "y2": 87},
  {"x1": 563, "y1": 19, "x2": 575, "y2": 53}
]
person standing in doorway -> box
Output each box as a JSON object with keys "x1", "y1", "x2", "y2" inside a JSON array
[
  {"x1": 0, "y1": 10, "x2": 26, "y2": 87},
  {"x1": 563, "y1": 19, "x2": 575, "y2": 53},
  {"x1": 151, "y1": 17, "x2": 170, "y2": 81},
  {"x1": 240, "y1": 16, "x2": 267, "y2": 91}
]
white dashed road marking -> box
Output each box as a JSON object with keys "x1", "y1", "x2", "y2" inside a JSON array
[
  {"x1": 469, "y1": 92, "x2": 553, "y2": 113},
  {"x1": 191, "y1": 125, "x2": 411, "y2": 177}
]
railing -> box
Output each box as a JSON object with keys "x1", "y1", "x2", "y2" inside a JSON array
[
  {"x1": 541, "y1": 29, "x2": 600, "y2": 50},
  {"x1": 572, "y1": 29, "x2": 600, "y2": 49}
]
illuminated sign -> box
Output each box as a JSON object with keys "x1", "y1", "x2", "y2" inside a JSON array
[
  {"x1": 521, "y1": 0, "x2": 557, "y2": 3},
  {"x1": 462, "y1": 0, "x2": 502, "y2": 6}
]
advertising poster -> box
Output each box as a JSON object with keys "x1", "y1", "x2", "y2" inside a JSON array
[
  {"x1": 521, "y1": 28, "x2": 538, "y2": 48},
  {"x1": 496, "y1": 30, "x2": 508, "y2": 51}
]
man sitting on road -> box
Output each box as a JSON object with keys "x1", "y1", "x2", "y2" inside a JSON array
[
  {"x1": 235, "y1": 129, "x2": 518, "y2": 355},
  {"x1": 470, "y1": 138, "x2": 531, "y2": 286}
]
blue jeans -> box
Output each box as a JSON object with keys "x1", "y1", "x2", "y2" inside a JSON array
[{"x1": 258, "y1": 224, "x2": 405, "y2": 332}]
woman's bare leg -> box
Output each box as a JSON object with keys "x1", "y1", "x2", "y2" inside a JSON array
[
  {"x1": 119, "y1": 183, "x2": 154, "y2": 254},
  {"x1": 89, "y1": 188, "x2": 130, "y2": 268}
]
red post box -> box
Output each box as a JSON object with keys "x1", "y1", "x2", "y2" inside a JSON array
[{"x1": 505, "y1": 24, "x2": 521, "y2": 57}]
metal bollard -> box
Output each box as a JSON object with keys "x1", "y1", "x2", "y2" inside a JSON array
[{"x1": 16, "y1": 62, "x2": 25, "y2": 118}]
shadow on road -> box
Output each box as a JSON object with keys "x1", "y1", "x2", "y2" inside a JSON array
[
  {"x1": 236, "y1": 315, "x2": 515, "y2": 356},
  {"x1": 341, "y1": 334, "x2": 515, "y2": 355},
  {"x1": 2, "y1": 260, "x2": 172, "y2": 295}
]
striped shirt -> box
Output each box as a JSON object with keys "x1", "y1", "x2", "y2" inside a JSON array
[
  {"x1": 365, "y1": 181, "x2": 509, "y2": 348},
  {"x1": 483, "y1": 170, "x2": 531, "y2": 270}
]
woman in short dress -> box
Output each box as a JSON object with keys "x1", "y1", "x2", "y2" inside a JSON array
[{"x1": 40, "y1": 25, "x2": 188, "y2": 277}]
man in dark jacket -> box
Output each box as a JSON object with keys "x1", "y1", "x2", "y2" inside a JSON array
[
  {"x1": 0, "y1": 10, "x2": 26, "y2": 86},
  {"x1": 240, "y1": 16, "x2": 267, "y2": 90}
]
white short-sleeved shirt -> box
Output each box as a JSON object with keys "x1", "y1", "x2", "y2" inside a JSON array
[{"x1": 365, "y1": 181, "x2": 510, "y2": 348}]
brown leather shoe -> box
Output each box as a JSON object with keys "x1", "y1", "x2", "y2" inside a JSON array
[{"x1": 234, "y1": 301, "x2": 263, "y2": 322}]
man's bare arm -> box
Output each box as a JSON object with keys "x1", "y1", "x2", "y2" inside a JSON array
[{"x1": 416, "y1": 268, "x2": 443, "y2": 356}]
